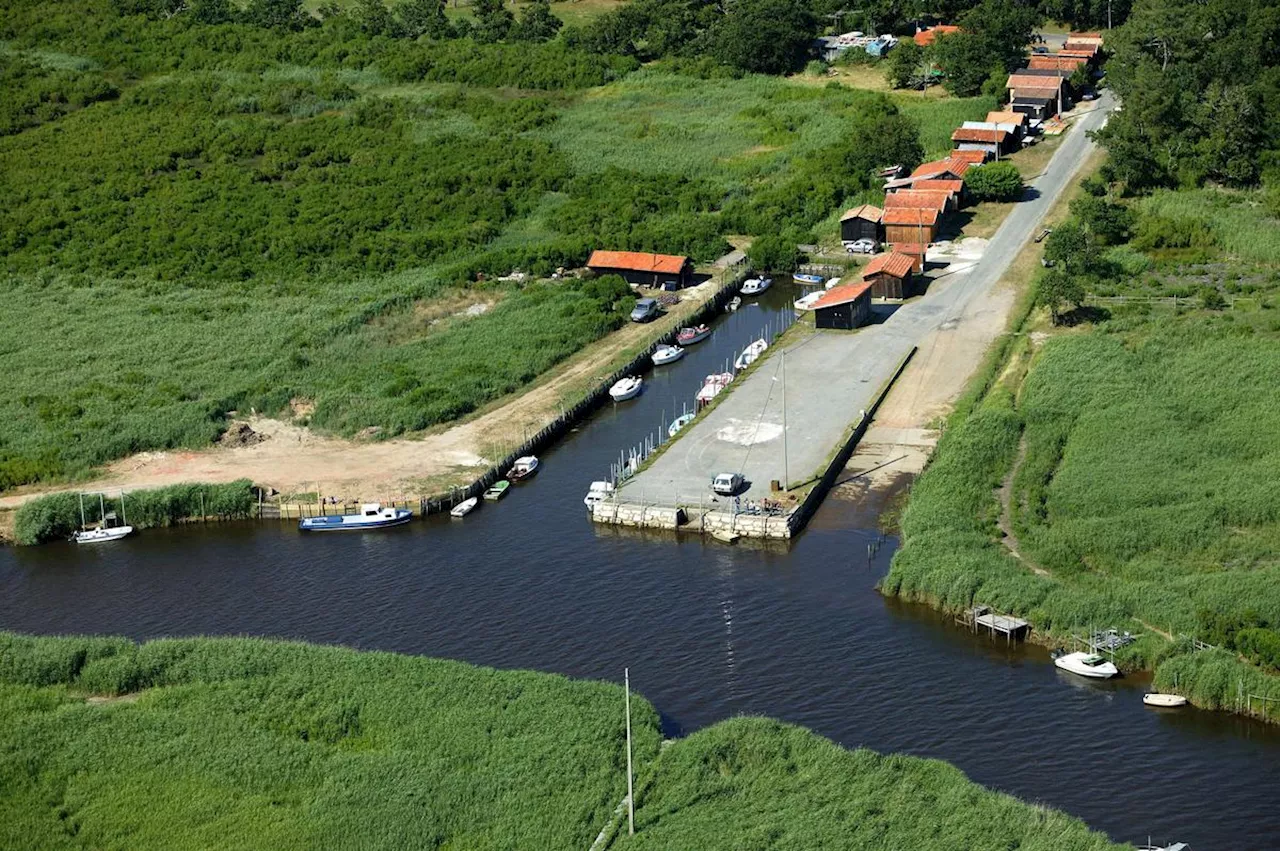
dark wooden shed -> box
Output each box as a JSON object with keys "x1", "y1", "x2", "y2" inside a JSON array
[
  {"x1": 839, "y1": 204, "x2": 883, "y2": 244},
  {"x1": 860, "y1": 252, "x2": 916, "y2": 300},
  {"x1": 813, "y1": 282, "x2": 873, "y2": 330},
  {"x1": 586, "y1": 250, "x2": 693, "y2": 289}
]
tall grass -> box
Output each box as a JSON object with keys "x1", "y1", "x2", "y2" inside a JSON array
[
  {"x1": 895, "y1": 93, "x2": 999, "y2": 159},
  {"x1": 0, "y1": 634, "x2": 662, "y2": 851}
]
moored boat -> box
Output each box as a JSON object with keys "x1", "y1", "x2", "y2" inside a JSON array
[
  {"x1": 696, "y1": 372, "x2": 733, "y2": 407},
  {"x1": 450, "y1": 497, "x2": 479, "y2": 518},
  {"x1": 583, "y1": 480, "x2": 615, "y2": 507},
  {"x1": 677, "y1": 324, "x2": 711, "y2": 345},
  {"x1": 793, "y1": 272, "x2": 824, "y2": 285},
  {"x1": 740, "y1": 276, "x2": 772, "y2": 296},
  {"x1": 483, "y1": 480, "x2": 511, "y2": 501},
  {"x1": 73, "y1": 525, "x2": 134, "y2": 544},
  {"x1": 299, "y1": 503, "x2": 413, "y2": 531},
  {"x1": 652, "y1": 344, "x2": 685, "y2": 365},
  {"x1": 734, "y1": 338, "x2": 769, "y2": 370},
  {"x1": 609, "y1": 376, "x2": 643, "y2": 401},
  {"x1": 727, "y1": 296, "x2": 742, "y2": 311},
  {"x1": 1143, "y1": 693, "x2": 1188, "y2": 708},
  {"x1": 668, "y1": 412, "x2": 695, "y2": 437},
  {"x1": 507, "y1": 456, "x2": 540, "y2": 481},
  {"x1": 1053, "y1": 651, "x2": 1119, "y2": 679},
  {"x1": 794, "y1": 291, "x2": 823, "y2": 311}
]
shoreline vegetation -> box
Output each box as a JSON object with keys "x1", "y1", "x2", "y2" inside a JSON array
[{"x1": 0, "y1": 632, "x2": 1126, "y2": 850}]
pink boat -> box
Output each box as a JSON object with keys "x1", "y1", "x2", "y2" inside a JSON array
[
  {"x1": 696, "y1": 372, "x2": 733, "y2": 407},
  {"x1": 677, "y1": 324, "x2": 711, "y2": 345}
]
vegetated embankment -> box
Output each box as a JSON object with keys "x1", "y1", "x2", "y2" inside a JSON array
[{"x1": 0, "y1": 633, "x2": 1125, "y2": 850}]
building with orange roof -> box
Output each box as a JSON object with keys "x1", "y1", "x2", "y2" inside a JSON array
[
  {"x1": 839, "y1": 204, "x2": 883, "y2": 244},
  {"x1": 911, "y1": 179, "x2": 964, "y2": 207},
  {"x1": 884, "y1": 189, "x2": 952, "y2": 213},
  {"x1": 889, "y1": 242, "x2": 928, "y2": 272},
  {"x1": 587, "y1": 250, "x2": 692, "y2": 288},
  {"x1": 860, "y1": 252, "x2": 916, "y2": 300},
  {"x1": 952, "y1": 126, "x2": 1015, "y2": 157},
  {"x1": 910, "y1": 157, "x2": 972, "y2": 180},
  {"x1": 948, "y1": 149, "x2": 989, "y2": 165},
  {"x1": 913, "y1": 25, "x2": 960, "y2": 47},
  {"x1": 812, "y1": 281, "x2": 874, "y2": 330},
  {"x1": 882, "y1": 207, "x2": 940, "y2": 245},
  {"x1": 1067, "y1": 31, "x2": 1103, "y2": 45},
  {"x1": 1029, "y1": 54, "x2": 1089, "y2": 72}
]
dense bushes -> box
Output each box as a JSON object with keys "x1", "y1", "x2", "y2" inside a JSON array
[
  {"x1": 0, "y1": 53, "x2": 119, "y2": 135},
  {"x1": 965, "y1": 162, "x2": 1024, "y2": 202},
  {"x1": 13, "y1": 480, "x2": 255, "y2": 545}
]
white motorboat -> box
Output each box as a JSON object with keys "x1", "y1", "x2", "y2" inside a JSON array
[
  {"x1": 794, "y1": 291, "x2": 823, "y2": 311},
  {"x1": 1053, "y1": 651, "x2": 1119, "y2": 679},
  {"x1": 300, "y1": 503, "x2": 413, "y2": 531},
  {"x1": 696, "y1": 372, "x2": 733, "y2": 406},
  {"x1": 73, "y1": 525, "x2": 134, "y2": 544},
  {"x1": 740, "y1": 276, "x2": 772, "y2": 296},
  {"x1": 71, "y1": 493, "x2": 134, "y2": 544},
  {"x1": 825, "y1": 277, "x2": 841, "y2": 289},
  {"x1": 668, "y1": 412, "x2": 695, "y2": 437},
  {"x1": 734, "y1": 338, "x2": 769, "y2": 370},
  {"x1": 584, "y1": 480, "x2": 615, "y2": 507},
  {"x1": 677, "y1": 324, "x2": 711, "y2": 345},
  {"x1": 727, "y1": 296, "x2": 742, "y2": 311},
  {"x1": 450, "y1": 497, "x2": 479, "y2": 518},
  {"x1": 1143, "y1": 693, "x2": 1188, "y2": 708},
  {"x1": 652, "y1": 344, "x2": 685, "y2": 365},
  {"x1": 609, "y1": 376, "x2": 643, "y2": 401},
  {"x1": 507, "y1": 455, "x2": 539, "y2": 481}
]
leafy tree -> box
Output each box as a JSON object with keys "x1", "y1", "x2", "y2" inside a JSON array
[
  {"x1": 931, "y1": 0, "x2": 1037, "y2": 96},
  {"x1": 356, "y1": 0, "x2": 394, "y2": 35},
  {"x1": 886, "y1": 40, "x2": 926, "y2": 89},
  {"x1": 1036, "y1": 269, "x2": 1085, "y2": 324},
  {"x1": 1043, "y1": 219, "x2": 1101, "y2": 275},
  {"x1": 246, "y1": 0, "x2": 311, "y2": 30},
  {"x1": 397, "y1": 0, "x2": 453, "y2": 38},
  {"x1": 1038, "y1": 0, "x2": 1132, "y2": 30},
  {"x1": 748, "y1": 233, "x2": 802, "y2": 273},
  {"x1": 1069, "y1": 196, "x2": 1134, "y2": 245},
  {"x1": 514, "y1": 0, "x2": 563, "y2": 42},
  {"x1": 1199, "y1": 285, "x2": 1226, "y2": 310},
  {"x1": 190, "y1": 0, "x2": 234, "y2": 24},
  {"x1": 965, "y1": 162, "x2": 1023, "y2": 201},
  {"x1": 930, "y1": 32, "x2": 995, "y2": 97},
  {"x1": 709, "y1": 0, "x2": 816, "y2": 75},
  {"x1": 472, "y1": 0, "x2": 515, "y2": 43}
]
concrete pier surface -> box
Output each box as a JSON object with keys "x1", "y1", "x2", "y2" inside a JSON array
[{"x1": 616, "y1": 91, "x2": 1114, "y2": 509}]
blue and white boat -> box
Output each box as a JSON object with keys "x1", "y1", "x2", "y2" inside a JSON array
[
  {"x1": 793, "y1": 272, "x2": 825, "y2": 286},
  {"x1": 299, "y1": 503, "x2": 413, "y2": 531}
]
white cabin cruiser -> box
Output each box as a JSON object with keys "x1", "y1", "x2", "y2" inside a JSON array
[
  {"x1": 1053, "y1": 651, "x2": 1119, "y2": 679},
  {"x1": 609, "y1": 376, "x2": 643, "y2": 401}
]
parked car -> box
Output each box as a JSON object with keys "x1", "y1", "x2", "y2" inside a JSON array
[
  {"x1": 1081, "y1": 91, "x2": 1098, "y2": 101},
  {"x1": 845, "y1": 238, "x2": 878, "y2": 255},
  {"x1": 712, "y1": 472, "x2": 745, "y2": 495},
  {"x1": 630, "y1": 298, "x2": 660, "y2": 323}
]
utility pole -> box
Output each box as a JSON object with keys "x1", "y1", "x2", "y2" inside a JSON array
[
  {"x1": 781, "y1": 349, "x2": 788, "y2": 490},
  {"x1": 625, "y1": 667, "x2": 635, "y2": 836}
]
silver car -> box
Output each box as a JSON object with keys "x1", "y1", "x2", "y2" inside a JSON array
[
  {"x1": 629, "y1": 298, "x2": 660, "y2": 322},
  {"x1": 846, "y1": 238, "x2": 878, "y2": 255},
  {"x1": 712, "y1": 472, "x2": 745, "y2": 495}
]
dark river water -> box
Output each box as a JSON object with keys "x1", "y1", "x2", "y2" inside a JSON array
[{"x1": 2, "y1": 287, "x2": 1277, "y2": 849}]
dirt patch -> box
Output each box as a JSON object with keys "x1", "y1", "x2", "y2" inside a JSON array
[
  {"x1": 218, "y1": 422, "x2": 267, "y2": 448},
  {"x1": 85, "y1": 693, "x2": 143, "y2": 706},
  {"x1": 996, "y1": 435, "x2": 1049, "y2": 577}
]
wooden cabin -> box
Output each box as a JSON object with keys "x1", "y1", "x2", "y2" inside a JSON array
[
  {"x1": 812, "y1": 282, "x2": 873, "y2": 330},
  {"x1": 860, "y1": 252, "x2": 915, "y2": 300},
  {"x1": 882, "y1": 208, "x2": 940, "y2": 245},
  {"x1": 839, "y1": 204, "x2": 883, "y2": 244},
  {"x1": 586, "y1": 250, "x2": 693, "y2": 289}
]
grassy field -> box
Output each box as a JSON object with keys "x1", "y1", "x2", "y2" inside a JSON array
[
  {"x1": 882, "y1": 187, "x2": 1280, "y2": 720},
  {"x1": 0, "y1": 1, "x2": 991, "y2": 492},
  {"x1": 0, "y1": 634, "x2": 1125, "y2": 850}
]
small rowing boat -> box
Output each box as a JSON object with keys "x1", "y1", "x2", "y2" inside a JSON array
[
  {"x1": 507, "y1": 456, "x2": 539, "y2": 481},
  {"x1": 450, "y1": 497, "x2": 479, "y2": 518},
  {"x1": 1143, "y1": 693, "x2": 1188, "y2": 708},
  {"x1": 609, "y1": 376, "x2": 643, "y2": 401},
  {"x1": 734, "y1": 338, "x2": 769, "y2": 371},
  {"x1": 668, "y1": 412, "x2": 695, "y2": 437},
  {"x1": 299, "y1": 503, "x2": 413, "y2": 531},
  {"x1": 483, "y1": 480, "x2": 511, "y2": 501},
  {"x1": 793, "y1": 272, "x2": 824, "y2": 285},
  {"x1": 740, "y1": 276, "x2": 772, "y2": 295},
  {"x1": 794, "y1": 291, "x2": 823, "y2": 311},
  {"x1": 677, "y1": 324, "x2": 711, "y2": 345},
  {"x1": 727, "y1": 296, "x2": 742, "y2": 311},
  {"x1": 652, "y1": 344, "x2": 685, "y2": 365}
]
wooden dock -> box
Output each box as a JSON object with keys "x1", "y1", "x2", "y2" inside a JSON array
[{"x1": 957, "y1": 606, "x2": 1030, "y2": 643}]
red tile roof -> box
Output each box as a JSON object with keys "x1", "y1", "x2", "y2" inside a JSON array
[
  {"x1": 884, "y1": 190, "x2": 951, "y2": 212},
  {"x1": 913, "y1": 25, "x2": 960, "y2": 46},
  {"x1": 1007, "y1": 73, "x2": 1066, "y2": 90},
  {"x1": 952, "y1": 127, "x2": 1010, "y2": 144},
  {"x1": 1062, "y1": 44, "x2": 1100, "y2": 57},
  {"x1": 882, "y1": 207, "x2": 940, "y2": 226},
  {"x1": 948, "y1": 149, "x2": 989, "y2": 165},
  {"x1": 985, "y1": 110, "x2": 1027, "y2": 127},
  {"x1": 910, "y1": 158, "x2": 972, "y2": 179},
  {"x1": 1012, "y1": 87, "x2": 1063, "y2": 102},
  {"x1": 912, "y1": 179, "x2": 963, "y2": 195},
  {"x1": 891, "y1": 242, "x2": 927, "y2": 256},
  {"x1": 813, "y1": 281, "x2": 874, "y2": 310},
  {"x1": 861, "y1": 252, "x2": 915, "y2": 280},
  {"x1": 1029, "y1": 54, "x2": 1088, "y2": 71},
  {"x1": 1068, "y1": 31, "x2": 1103, "y2": 43},
  {"x1": 840, "y1": 203, "x2": 883, "y2": 223},
  {"x1": 587, "y1": 250, "x2": 688, "y2": 275}
]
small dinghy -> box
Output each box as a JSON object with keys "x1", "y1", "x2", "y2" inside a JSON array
[
  {"x1": 483, "y1": 480, "x2": 511, "y2": 501},
  {"x1": 507, "y1": 456, "x2": 539, "y2": 481},
  {"x1": 727, "y1": 296, "x2": 742, "y2": 311},
  {"x1": 652, "y1": 344, "x2": 685, "y2": 365},
  {"x1": 740, "y1": 276, "x2": 772, "y2": 296},
  {"x1": 668, "y1": 412, "x2": 695, "y2": 437},
  {"x1": 696, "y1": 373, "x2": 733, "y2": 407},
  {"x1": 793, "y1": 272, "x2": 824, "y2": 285},
  {"x1": 734, "y1": 338, "x2": 769, "y2": 371},
  {"x1": 711, "y1": 529, "x2": 739, "y2": 544},
  {"x1": 1143, "y1": 693, "x2": 1188, "y2": 708},
  {"x1": 583, "y1": 480, "x2": 615, "y2": 507},
  {"x1": 1053, "y1": 651, "x2": 1119, "y2": 679},
  {"x1": 794, "y1": 291, "x2": 823, "y2": 312},
  {"x1": 300, "y1": 503, "x2": 413, "y2": 531},
  {"x1": 450, "y1": 497, "x2": 479, "y2": 518},
  {"x1": 677, "y1": 324, "x2": 711, "y2": 345},
  {"x1": 609, "y1": 376, "x2": 643, "y2": 401},
  {"x1": 825, "y1": 277, "x2": 841, "y2": 289}
]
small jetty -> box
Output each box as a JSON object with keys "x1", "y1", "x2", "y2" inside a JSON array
[{"x1": 957, "y1": 605, "x2": 1030, "y2": 643}]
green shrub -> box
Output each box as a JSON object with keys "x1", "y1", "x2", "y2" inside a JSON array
[{"x1": 965, "y1": 162, "x2": 1024, "y2": 202}]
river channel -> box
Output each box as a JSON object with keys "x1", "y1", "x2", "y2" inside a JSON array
[{"x1": 2, "y1": 286, "x2": 1277, "y2": 849}]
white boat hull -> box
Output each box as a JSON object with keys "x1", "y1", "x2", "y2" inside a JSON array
[
  {"x1": 1143, "y1": 693, "x2": 1188, "y2": 708},
  {"x1": 73, "y1": 525, "x2": 134, "y2": 544},
  {"x1": 609, "y1": 378, "x2": 643, "y2": 401},
  {"x1": 450, "y1": 497, "x2": 479, "y2": 518},
  {"x1": 740, "y1": 277, "x2": 772, "y2": 295},
  {"x1": 1054, "y1": 651, "x2": 1120, "y2": 679},
  {"x1": 652, "y1": 345, "x2": 685, "y2": 365},
  {"x1": 668, "y1": 414, "x2": 695, "y2": 437}
]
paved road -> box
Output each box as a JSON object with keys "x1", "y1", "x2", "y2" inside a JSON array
[{"x1": 623, "y1": 93, "x2": 1114, "y2": 505}]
